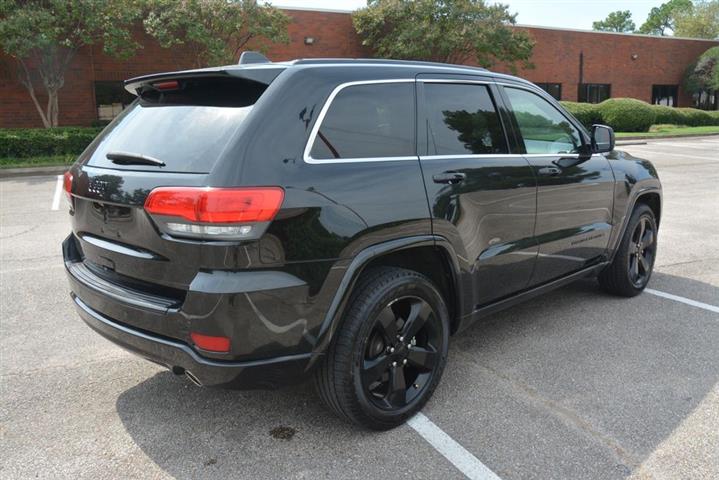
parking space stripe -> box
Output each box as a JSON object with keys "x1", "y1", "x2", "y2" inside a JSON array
[
  {"x1": 407, "y1": 412, "x2": 502, "y2": 480},
  {"x1": 645, "y1": 288, "x2": 719, "y2": 314},
  {"x1": 51, "y1": 174, "x2": 63, "y2": 211}
]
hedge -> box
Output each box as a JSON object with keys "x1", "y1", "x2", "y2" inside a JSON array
[
  {"x1": 560, "y1": 101, "x2": 602, "y2": 129},
  {"x1": 0, "y1": 127, "x2": 102, "y2": 158},
  {"x1": 561, "y1": 99, "x2": 719, "y2": 132}
]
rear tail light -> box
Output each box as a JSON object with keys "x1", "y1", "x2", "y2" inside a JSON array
[
  {"x1": 190, "y1": 332, "x2": 230, "y2": 353},
  {"x1": 63, "y1": 171, "x2": 73, "y2": 208},
  {"x1": 144, "y1": 187, "x2": 284, "y2": 240}
]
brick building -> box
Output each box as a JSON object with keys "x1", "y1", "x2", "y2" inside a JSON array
[{"x1": 1, "y1": 7, "x2": 717, "y2": 128}]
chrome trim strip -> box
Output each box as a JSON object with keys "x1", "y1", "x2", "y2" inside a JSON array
[
  {"x1": 418, "y1": 78, "x2": 492, "y2": 85},
  {"x1": 303, "y1": 79, "x2": 416, "y2": 164},
  {"x1": 420, "y1": 154, "x2": 524, "y2": 160}
]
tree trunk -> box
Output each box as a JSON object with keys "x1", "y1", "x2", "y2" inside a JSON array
[{"x1": 16, "y1": 60, "x2": 51, "y2": 128}]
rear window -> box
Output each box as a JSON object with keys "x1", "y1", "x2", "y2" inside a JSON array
[{"x1": 85, "y1": 77, "x2": 267, "y2": 173}]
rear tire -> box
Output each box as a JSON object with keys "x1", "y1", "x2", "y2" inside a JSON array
[
  {"x1": 598, "y1": 204, "x2": 657, "y2": 297},
  {"x1": 314, "y1": 267, "x2": 449, "y2": 430}
]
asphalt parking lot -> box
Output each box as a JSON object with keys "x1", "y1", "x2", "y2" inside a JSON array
[{"x1": 1, "y1": 135, "x2": 718, "y2": 479}]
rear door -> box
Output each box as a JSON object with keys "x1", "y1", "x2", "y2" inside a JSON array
[
  {"x1": 417, "y1": 76, "x2": 538, "y2": 308},
  {"x1": 499, "y1": 84, "x2": 615, "y2": 285}
]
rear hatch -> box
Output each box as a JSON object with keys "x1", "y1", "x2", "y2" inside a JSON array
[{"x1": 66, "y1": 71, "x2": 283, "y2": 304}]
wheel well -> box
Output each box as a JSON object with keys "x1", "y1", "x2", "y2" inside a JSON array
[
  {"x1": 635, "y1": 192, "x2": 661, "y2": 226},
  {"x1": 361, "y1": 246, "x2": 460, "y2": 333}
]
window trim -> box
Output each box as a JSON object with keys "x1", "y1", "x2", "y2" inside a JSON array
[{"x1": 303, "y1": 79, "x2": 418, "y2": 164}]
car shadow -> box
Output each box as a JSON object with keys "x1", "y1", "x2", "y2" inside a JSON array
[{"x1": 116, "y1": 271, "x2": 719, "y2": 479}]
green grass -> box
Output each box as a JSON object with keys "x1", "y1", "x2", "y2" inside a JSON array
[
  {"x1": 616, "y1": 125, "x2": 719, "y2": 138},
  {"x1": 0, "y1": 154, "x2": 75, "y2": 169}
]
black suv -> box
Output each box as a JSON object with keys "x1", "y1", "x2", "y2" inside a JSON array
[{"x1": 63, "y1": 55, "x2": 661, "y2": 430}]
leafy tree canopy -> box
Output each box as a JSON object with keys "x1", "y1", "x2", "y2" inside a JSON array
[
  {"x1": 0, "y1": 0, "x2": 142, "y2": 127},
  {"x1": 592, "y1": 10, "x2": 636, "y2": 33},
  {"x1": 638, "y1": 0, "x2": 694, "y2": 35},
  {"x1": 684, "y1": 46, "x2": 719, "y2": 94},
  {"x1": 674, "y1": 0, "x2": 719, "y2": 39},
  {"x1": 143, "y1": 0, "x2": 290, "y2": 68},
  {"x1": 352, "y1": 0, "x2": 535, "y2": 73}
]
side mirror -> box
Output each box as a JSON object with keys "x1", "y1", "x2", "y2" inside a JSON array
[{"x1": 591, "y1": 124, "x2": 615, "y2": 153}]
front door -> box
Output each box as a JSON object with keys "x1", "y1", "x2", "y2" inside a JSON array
[
  {"x1": 417, "y1": 78, "x2": 538, "y2": 309},
  {"x1": 501, "y1": 86, "x2": 615, "y2": 285}
]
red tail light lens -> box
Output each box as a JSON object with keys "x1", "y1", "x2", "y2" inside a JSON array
[
  {"x1": 144, "y1": 187, "x2": 284, "y2": 240},
  {"x1": 190, "y1": 332, "x2": 230, "y2": 353},
  {"x1": 63, "y1": 171, "x2": 73, "y2": 207}
]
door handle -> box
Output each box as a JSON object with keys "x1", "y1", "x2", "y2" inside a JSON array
[
  {"x1": 433, "y1": 172, "x2": 466, "y2": 184},
  {"x1": 538, "y1": 166, "x2": 561, "y2": 176}
]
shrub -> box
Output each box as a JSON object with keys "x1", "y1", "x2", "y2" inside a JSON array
[
  {"x1": 598, "y1": 98, "x2": 656, "y2": 132},
  {"x1": 560, "y1": 101, "x2": 603, "y2": 129},
  {"x1": 0, "y1": 127, "x2": 102, "y2": 158},
  {"x1": 675, "y1": 108, "x2": 718, "y2": 126},
  {"x1": 651, "y1": 105, "x2": 684, "y2": 125}
]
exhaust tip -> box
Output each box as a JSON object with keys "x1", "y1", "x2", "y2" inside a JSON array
[{"x1": 184, "y1": 370, "x2": 202, "y2": 387}]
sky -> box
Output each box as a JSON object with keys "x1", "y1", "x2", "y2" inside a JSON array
[{"x1": 272, "y1": 0, "x2": 660, "y2": 32}]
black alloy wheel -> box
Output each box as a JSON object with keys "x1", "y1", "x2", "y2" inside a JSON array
[
  {"x1": 598, "y1": 203, "x2": 658, "y2": 297},
  {"x1": 314, "y1": 267, "x2": 449, "y2": 430},
  {"x1": 628, "y1": 215, "x2": 656, "y2": 288},
  {"x1": 361, "y1": 296, "x2": 442, "y2": 410}
]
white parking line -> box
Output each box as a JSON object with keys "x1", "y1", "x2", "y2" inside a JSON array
[
  {"x1": 51, "y1": 174, "x2": 63, "y2": 210},
  {"x1": 645, "y1": 288, "x2": 719, "y2": 314},
  {"x1": 407, "y1": 412, "x2": 502, "y2": 480}
]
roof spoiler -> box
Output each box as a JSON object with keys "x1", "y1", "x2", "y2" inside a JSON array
[
  {"x1": 238, "y1": 51, "x2": 271, "y2": 65},
  {"x1": 124, "y1": 65, "x2": 284, "y2": 96}
]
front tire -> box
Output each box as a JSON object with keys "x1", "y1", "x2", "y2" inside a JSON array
[
  {"x1": 314, "y1": 267, "x2": 450, "y2": 430},
  {"x1": 599, "y1": 204, "x2": 658, "y2": 297}
]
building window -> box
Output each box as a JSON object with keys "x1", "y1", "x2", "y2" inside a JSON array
[
  {"x1": 693, "y1": 90, "x2": 718, "y2": 110},
  {"x1": 579, "y1": 84, "x2": 611, "y2": 104},
  {"x1": 94, "y1": 81, "x2": 135, "y2": 122},
  {"x1": 535, "y1": 83, "x2": 562, "y2": 101},
  {"x1": 652, "y1": 85, "x2": 678, "y2": 107}
]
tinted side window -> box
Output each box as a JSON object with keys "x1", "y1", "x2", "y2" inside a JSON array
[
  {"x1": 309, "y1": 83, "x2": 415, "y2": 160},
  {"x1": 424, "y1": 83, "x2": 507, "y2": 155},
  {"x1": 505, "y1": 87, "x2": 582, "y2": 155}
]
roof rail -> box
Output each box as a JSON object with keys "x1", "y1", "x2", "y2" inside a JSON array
[{"x1": 238, "y1": 51, "x2": 271, "y2": 65}]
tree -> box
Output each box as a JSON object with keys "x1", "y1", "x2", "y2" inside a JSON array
[
  {"x1": 638, "y1": 0, "x2": 693, "y2": 35},
  {"x1": 352, "y1": 0, "x2": 535, "y2": 73},
  {"x1": 143, "y1": 0, "x2": 290, "y2": 69},
  {"x1": 0, "y1": 0, "x2": 141, "y2": 128},
  {"x1": 684, "y1": 46, "x2": 719, "y2": 98},
  {"x1": 592, "y1": 11, "x2": 636, "y2": 33},
  {"x1": 674, "y1": 0, "x2": 719, "y2": 39}
]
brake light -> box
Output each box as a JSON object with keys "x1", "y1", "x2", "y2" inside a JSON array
[
  {"x1": 63, "y1": 171, "x2": 73, "y2": 207},
  {"x1": 144, "y1": 187, "x2": 284, "y2": 240},
  {"x1": 153, "y1": 80, "x2": 180, "y2": 90},
  {"x1": 190, "y1": 332, "x2": 230, "y2": 353}
]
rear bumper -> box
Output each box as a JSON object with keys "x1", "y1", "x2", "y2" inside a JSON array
[
  {"x1": 62, "y1": 234, "x2": 324, "y2": 389},
  {"x1": 72, "y1": 294, "x2": 314, "y2": 388}
]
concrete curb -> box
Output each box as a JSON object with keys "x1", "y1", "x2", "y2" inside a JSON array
[
  {"x1": 616, "y1": 132, "x2": 719, "y2": 141},
  {"x1": 0, "y1": 165, "x2": 69, "y2": 179}
]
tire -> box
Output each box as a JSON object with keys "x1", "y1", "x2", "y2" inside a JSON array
[
  {"x1": 314, "y1": 266, "x2": 450, "y2": 430},
  {"x1": 598, "y1": 204, "x2": 658, "y2": 297}
]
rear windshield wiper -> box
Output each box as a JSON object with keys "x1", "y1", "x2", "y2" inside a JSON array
[{"x1": 106, "y1": 151, "x2": 166, "y2": 167}]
